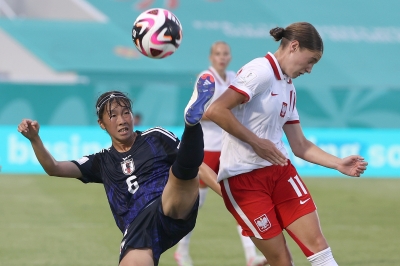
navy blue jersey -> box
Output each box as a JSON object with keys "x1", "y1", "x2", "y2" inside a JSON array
[{"x1": 71, "y1": 127, "x2": 179, "y2": 232}]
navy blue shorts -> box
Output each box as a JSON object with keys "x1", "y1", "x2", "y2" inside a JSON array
[{"x1": 119, "y1": 196, "x2": 199, "y2": 265}]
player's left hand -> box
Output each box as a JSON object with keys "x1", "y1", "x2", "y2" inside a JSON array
[{"x1": 337, "y1": 155, "x2": 368, "y2": 177}]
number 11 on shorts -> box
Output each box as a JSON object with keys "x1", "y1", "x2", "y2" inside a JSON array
[{"x1": 288, "y1": 175, "x2": 308, "y2": 197}]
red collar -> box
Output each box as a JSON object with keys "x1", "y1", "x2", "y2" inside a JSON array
[{"x1": 265, "y1": 53, "x2": 292, "y2": 84}]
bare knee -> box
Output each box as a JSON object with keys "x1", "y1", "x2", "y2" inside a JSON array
[
  {"x1": 286, "y1": 227, "x2": 329, "y2": 255},
  {"x1": 285, "y1": 211, "x2": 329, "y2": 254},
  {"x1": 119, "y1": 248, "x2": 154, "y2": 266},
  {"x1": 312, "y1": 234, "x2": 329, "y2": 251}
]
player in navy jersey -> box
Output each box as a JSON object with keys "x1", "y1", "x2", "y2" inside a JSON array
[{"x1": 17, "y1": 73, "x2": 218, "y2": 266}]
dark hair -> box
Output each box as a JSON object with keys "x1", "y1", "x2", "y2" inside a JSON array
[
  {"x1": 270, "y1": 22, "x2": 323, "y2": 53},
  {"x1": 96, "y1": 90, "x2": 132, "y2": 119}
]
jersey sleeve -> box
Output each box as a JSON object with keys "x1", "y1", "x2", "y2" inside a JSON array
[
  {"x1": 71, "y1": 153, "x2": 103, "y2": 183},
  {"x1": 285, "y1": 106, "x2": 300, "y2": 124},
  {"x1": 157, "y1": 127, "x2": 180, "y2": 163},
  {"x1": 229, "y1": 60, "x2": 273, "y2": 103},
  {"x1": 226, "y1": 70, "x2": 237, "y2": 83}
]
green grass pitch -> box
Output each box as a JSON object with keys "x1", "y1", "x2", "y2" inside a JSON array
[{"x1": 0, "y1": 175, "x2": 399, "y2": 265}]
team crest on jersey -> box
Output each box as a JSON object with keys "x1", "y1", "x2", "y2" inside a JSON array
[
  {"x1": 238, "y1": 71, "x2": 257, "y2": 85},
  {"x1": 280, "y1": 102, "x2": 288, "y2": 117},
  {"x1": 121, "y1": 159, "x2": 135, "y2": 175},
  {"x1": 254, "y1": 214, "x2": 271, "y2": 232}
]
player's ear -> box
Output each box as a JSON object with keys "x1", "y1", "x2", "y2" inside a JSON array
[
  {"x1": 290, "y1": 40, "x2": 300, "y2": 52},
  {"x1": 98, "y1": 119, "x2": 106, "y2": 130}
]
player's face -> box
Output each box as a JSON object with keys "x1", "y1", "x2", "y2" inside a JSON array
[
  {"x1": 209, "y1": 43, "x2": 231, "y2": 73},
  {"x1": 287, "y1": 48, "x2": 322, "y2": 79},
  {"x1": 99, "y1": 101, "x2": 134, "y2": 142}
]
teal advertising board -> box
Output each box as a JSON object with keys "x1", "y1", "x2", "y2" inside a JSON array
[{"x1": 1, "y1": 126, "x2": 399, "y2": 177}]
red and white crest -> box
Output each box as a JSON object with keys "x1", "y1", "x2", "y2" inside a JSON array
[
  {"x1": 280, "y1": 102, "x2": 288, "y2": 117},
  {"x1": 254, "y1": 214, "x2": 271, "y2": 232},
  {"x1": 121, "y1": 159, "x2": 135, "y2": 175}
]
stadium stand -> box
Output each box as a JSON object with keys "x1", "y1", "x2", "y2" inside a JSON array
[{"x1": 0, "y1": 0, "x2": 400, "y2": 127}]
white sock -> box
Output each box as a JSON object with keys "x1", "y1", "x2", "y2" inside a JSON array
[
  {"x1": 199, "y1": 187, "x2": 208, "y2": 208},
  {"x1": 237, "y1": 225, "x2": 257, "y2": 262},
  {"x1": 176, "y1": 231, "x2": 192, "y2": 255},
  {"x1": 307, "y1": 247, "x2": 338, "y2": 266}
]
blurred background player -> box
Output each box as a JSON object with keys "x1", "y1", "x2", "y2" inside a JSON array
[
  {"x1": 174, "y1": 41, "x2": 268, "y2": 266},
  {"x1": 133, "y1": 112, "x2": 142, "y2": 126},
  {"x1": 206, "y1": 22, "x2": 368, "y2": 266}
]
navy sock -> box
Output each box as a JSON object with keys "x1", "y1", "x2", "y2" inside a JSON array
[{"x1": 171, "y1": 124, "x2": 204, "y2": 180}]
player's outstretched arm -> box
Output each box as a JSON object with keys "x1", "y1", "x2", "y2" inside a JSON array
[
  {"x1": 17, "y1": 119, "x2": 82, "y2": 178},
  {"x1": 336, "y1": 155, "x2": 368, "y2": 177},
  {"x1": 283, "y1": 123, "x2": 368, "y2": 177},
  {"x1": 198, "y1": 163, "x2": 222, "y2": 197}
]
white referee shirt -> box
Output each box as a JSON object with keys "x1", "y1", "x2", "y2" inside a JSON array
[
  {"x1": 199, "y1": 66, "x2": 236, "y2": 152},
  {"x1": 217, "y1": 52, "x2": 300, "y2": 182}
]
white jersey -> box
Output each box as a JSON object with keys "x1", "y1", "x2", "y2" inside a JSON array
[
  {"x1": 218, "y1": 52, "x2": 300, "y2": 182},
  {"x1": 200, "y1": 66, "x2": 236, "y2": 152}
]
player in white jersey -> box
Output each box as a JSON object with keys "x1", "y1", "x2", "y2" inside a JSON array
[
  {"x1": 206, "y1": 22, "x2": 368, "y2": 266},
  {"x1": 174, "y1": 42, "x2": 268, "y2": 266}
]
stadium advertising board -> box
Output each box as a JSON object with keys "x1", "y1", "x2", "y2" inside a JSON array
[{"x1": 1, "y1": 126, "x2": 399, "y2": 177}]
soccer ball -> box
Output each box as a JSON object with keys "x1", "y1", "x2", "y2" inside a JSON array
[{"x1": 132, "y1": 8, "x2": 183, "y2": 59}]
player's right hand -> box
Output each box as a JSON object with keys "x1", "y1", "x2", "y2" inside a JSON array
[
  {"x1": 18, "y1": 119, "x2": 40, "y2": 140},
  {"x1": 252, "y1": 138, "x2": 288, "y2": 166}
]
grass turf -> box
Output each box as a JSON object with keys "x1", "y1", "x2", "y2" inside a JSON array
[{"x1": 0, "y1": 175, "x2": 399, "y2": 265}]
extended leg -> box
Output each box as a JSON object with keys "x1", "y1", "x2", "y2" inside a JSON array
[{"x1": 162, "y1": 73, "x2": 215, "y2": 219}]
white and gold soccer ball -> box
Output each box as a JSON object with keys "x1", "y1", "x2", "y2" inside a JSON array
[{"x1": 132, "y1": 8, "x2": 183, "y2": 59}]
